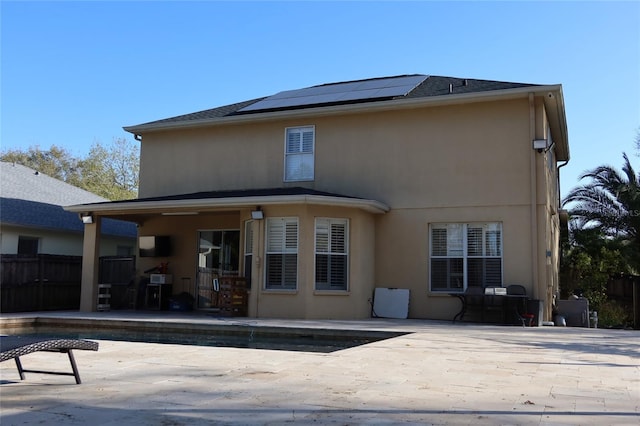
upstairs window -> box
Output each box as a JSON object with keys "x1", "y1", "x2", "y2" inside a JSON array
[
  {"x1": 315, "y1": 218, "x2": 349, "y2": 291},
  {"x1": 285, "y1": 126, "x2": 314, "y2": 181}
]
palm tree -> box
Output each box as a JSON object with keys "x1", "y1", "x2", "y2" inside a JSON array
[{"x1": 563, "y1": 153, "x2": 640, "y2": 271}]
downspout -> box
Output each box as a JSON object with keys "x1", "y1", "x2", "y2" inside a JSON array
[
  {"x1": 556, "y1": 159, "x2": 569, "y2": 302},
  {"x1": 557, "y1": 160, "x2": 569, "y2": 208},
  {"x1": 529, "y1": 93, "x2": 539, "y2": 300}
]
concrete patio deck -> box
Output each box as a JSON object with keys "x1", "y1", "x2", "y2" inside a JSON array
[{"x1": 0, "y1": 311, "x2": 638, "y2": 425}]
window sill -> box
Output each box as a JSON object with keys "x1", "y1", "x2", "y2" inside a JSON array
[
  {"x1": 261, "y1": 289, "x2": 298, "y2": 295},
  {"x1": 313, "y1": 290, "x2": 350, "y2": 296},
  {"x1": 283, "y1": 178, "x2": 315, "y2": 183},
  {"x1": 429, "y1": 291, "x2": 461, "y2": 297}
]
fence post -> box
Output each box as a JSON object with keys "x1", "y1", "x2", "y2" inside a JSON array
[{"x1": 634, "y1": 278, "x2": 639, "y2": 330}]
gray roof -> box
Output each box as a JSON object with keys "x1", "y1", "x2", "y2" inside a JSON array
[
  {"x1": 0, "y1": 162, "x2": 136, "y2": 237},
  {"x1": 83, "y1": 187, "x2": 367, "y2": 207},
  {"x1": 126, "y1": 75, "x2": 539, "y2": 130},
  {"x1": 65, "y1": 186, "x2": 389, "y2": 216}
]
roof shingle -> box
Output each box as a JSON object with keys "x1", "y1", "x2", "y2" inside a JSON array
[
  {"x1": 125, "y1": 74, "x2": 540, "y2": 130},
  {"x1": 0, "y1": 162, "x2": 136, "y2": 237}
]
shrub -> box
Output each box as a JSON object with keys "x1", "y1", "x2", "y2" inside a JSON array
[{"x1": 596, "y1": 300, "x2": 632, "y2": 329}]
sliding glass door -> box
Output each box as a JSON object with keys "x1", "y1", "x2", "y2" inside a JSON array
[{"x1": 196, "y1": 230, "x2": 239, "y2": 310}]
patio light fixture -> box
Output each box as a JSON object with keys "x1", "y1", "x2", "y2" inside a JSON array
[
  {"x1": 533, "y1": 139, "x2": 548, "y2": 153},
  {"x1": 251, "y1": 207, "x2": 264, "y2": 220}
]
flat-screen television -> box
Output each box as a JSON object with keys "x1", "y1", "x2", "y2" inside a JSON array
[{"x1": 139, "y1": 236, "x2": 172, "y2": 257}]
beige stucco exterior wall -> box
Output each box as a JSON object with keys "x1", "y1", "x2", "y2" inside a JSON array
[
  {"x1": 133, "y1": 205, "x2": 375, "y2": 320},
  {"x1": 130, "y1": 95, "x2": 562, "y2": 321},
  {"x1": 139, "y1": 100, "x2": 533, "y2": 208},
  {"x1": 247, "y1": 205, "x2": 375, "y2": 319},
  {"x1": 537, "y1": 99, "x2": 562, "y2": 320},
  {"x1": 373, "y1": 205, "x2": 535, "y2": 319}
]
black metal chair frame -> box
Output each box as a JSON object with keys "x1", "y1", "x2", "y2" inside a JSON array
[
  {"x1": 1, "y1": 336, "x2": 99, "y2": 384},
  {"x1": 506, "y1": 285, "x2": 534, "y2": 327}
]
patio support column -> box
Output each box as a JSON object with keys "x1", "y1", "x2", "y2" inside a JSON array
[
  {"x1": 80, "y1": 217, "x2": 101, "y2": 312},
  {"x1": 248, "y1": 218, "x2": 264, "y2": 317}
]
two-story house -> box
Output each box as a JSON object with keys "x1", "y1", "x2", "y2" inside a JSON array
[{"x1": 67, "y1": 74, "x2": 569, "y2": 322}]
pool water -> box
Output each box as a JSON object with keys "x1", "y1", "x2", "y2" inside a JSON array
[{"x1": 16, "y1": 326, "x2": 404, "y2": 353}]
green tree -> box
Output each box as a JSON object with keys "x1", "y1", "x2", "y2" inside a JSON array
[
  {"x1": 0, "y1": 145, "x2": 83, "y2": 185},
  {"x1": 560, "y1": 226, "x2": 626, "y2": 305},
  {"x1": 80, "y1": 138, "x2": 139, "y2": 200},
  {"x1": 563, "y1": 153, "x2": 640, "y2": 272},
  {"x1": 1, "y1": 139, "x2": 139, "y2": 201},
  {"x1": 561, "y1": 151, "x2": 639, "y2": 327}
]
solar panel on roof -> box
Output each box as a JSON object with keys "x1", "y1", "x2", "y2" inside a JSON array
[{"x1": 238, "y1": 75, "x2": 428, "y2": 112}]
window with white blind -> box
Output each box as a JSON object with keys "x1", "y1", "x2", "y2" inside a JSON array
[
  {"x1": 284, "y1": 126, "x2": 314, "y2": 181},
  {"x1": 244, "y1": 220, "x2": 254, "y2": 289},
  {"x1": 265, "y1": 217, "x2": 298, "y2": 290},
  {"x1": 315, "y1": 218, "x2": 349, "y2": 291},
  {"x1": 429, "y1": 223, "x2": 502, "y2": 293}
]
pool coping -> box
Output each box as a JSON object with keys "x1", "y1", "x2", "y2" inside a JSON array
[{"x1": 0, "y1": 312, "x2": 416, "y2": 341}]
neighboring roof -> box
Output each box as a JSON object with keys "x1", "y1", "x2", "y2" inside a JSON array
[
  {"x1": 65, "y1": 187, "x2": 390, "y2": 216},
  {"x1": 123, "y1": 74, "x2": 569, "y2": 161},
  {"x1": 1, "y1": 162, "x2": 106, "y2": 206},
  {"x1": 0, "y1": 162, "x2": 136, "y2": 237}
]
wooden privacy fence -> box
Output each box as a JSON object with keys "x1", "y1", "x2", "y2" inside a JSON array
[
  {"x1": 1, "y1": 254, "x2": 82, "y2": 312},
  {"x1": 1, "y1": 254, "x2": 136, "y2": 313},
  {"x1": 607, "y1": 274, "x2": 640, "y2": 329},
  {"x1": 98, "y1": 256, "x2": 136, "y2": 309}
]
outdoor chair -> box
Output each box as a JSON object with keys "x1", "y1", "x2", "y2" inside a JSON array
[
  {"x1": 483, "y1": 287, "x2": 506, "y2": 323},
  {"x1": 451, "y1": 286, "x2": 484, "y2": 322},
  {"x1": 0, "y1": 336, "x2": 99, "y2": 384},
  {"x1": 506, "y1": 285, "x2": 534, "y2": 327}
]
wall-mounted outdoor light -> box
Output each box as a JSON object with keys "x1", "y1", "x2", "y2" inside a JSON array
[
  {"x1": 251, "y1": 207, "x2": 264, "y2": 220},
  {"x1": 533, "y1": 139, "x2": 548, "y2": 153},
  {"x1": 81, "y1": 214, "x2": 94, "y2": 224}
]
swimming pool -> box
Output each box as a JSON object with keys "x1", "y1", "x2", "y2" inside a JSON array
[{"x1": 4, "y1": 321, "x2": 406, "y2": 353}]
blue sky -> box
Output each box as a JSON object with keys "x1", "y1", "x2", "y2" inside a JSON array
[{"x1": 2, "y1": 1, "x2": 639, "y2": 196}]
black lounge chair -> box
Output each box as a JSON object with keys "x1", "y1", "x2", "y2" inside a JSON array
[{"x1": 0, "y1": 336, "x2": 99, "y2": 384}]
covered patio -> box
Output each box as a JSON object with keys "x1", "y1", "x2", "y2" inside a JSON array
[{"x1": 65, "y1": 188, "x2": 388, "y2": 319}]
